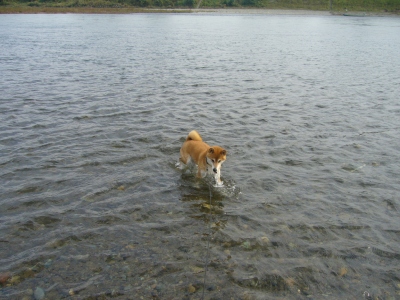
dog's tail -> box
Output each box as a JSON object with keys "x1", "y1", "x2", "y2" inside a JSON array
[{"x1": 186, "y1": 130, "x2": 202, "y2": 142}]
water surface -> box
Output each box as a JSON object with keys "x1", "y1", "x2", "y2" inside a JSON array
[{"x1": 1, "y1": 13, "x2": 400, "y2": 299}]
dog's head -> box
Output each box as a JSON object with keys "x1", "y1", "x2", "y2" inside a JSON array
[{"x1": 206, "y1": 146, "x2": 227, "y2": 174}]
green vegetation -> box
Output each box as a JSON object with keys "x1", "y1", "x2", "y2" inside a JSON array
[{"x1": 0, "y1": 0, "x2": 399, "y2": 13}]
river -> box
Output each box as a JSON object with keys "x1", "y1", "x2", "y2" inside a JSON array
[{"x1": 0, "y1": 13, "x2": 400, "y2": 299}]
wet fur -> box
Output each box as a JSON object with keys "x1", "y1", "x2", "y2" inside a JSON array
[{"x1": 179, "y1": 130, "x2": 227, "y2": 186}]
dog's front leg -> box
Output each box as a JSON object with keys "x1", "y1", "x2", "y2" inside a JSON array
[{"x1": 197, "y1": 168, "x2": 207, "y2": 178}]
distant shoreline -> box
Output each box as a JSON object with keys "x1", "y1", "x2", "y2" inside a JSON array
[
  {"x1": 0, "y1": 6, "x2": 398, "y2": 16},
  {"x1": 172, "y1": 8, "x2": 395, "y2": 16}
]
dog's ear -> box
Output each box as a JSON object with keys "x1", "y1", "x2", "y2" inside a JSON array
[
  {"x1": 221, "y1": 150, "x2": 227, "y2": 156},
  {"x1": 208, "y1": 148, "x2": 214, "y2": 154}
]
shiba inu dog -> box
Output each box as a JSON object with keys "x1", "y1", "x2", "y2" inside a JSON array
[{"x1": 179, "y1": 130, "x2": 227, "y2": 186}]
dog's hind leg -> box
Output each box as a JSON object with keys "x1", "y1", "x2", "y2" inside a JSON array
[
  {"x1": 175, "y1": 160, "x2": 184, "y2": 169},
  {"x1": 177, "y1": 153, "x2": 190, "y2": 169}
]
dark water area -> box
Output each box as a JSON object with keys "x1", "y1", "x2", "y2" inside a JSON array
[{"x1": 1, "y1": 13, "x2": 400, "y2": 299}]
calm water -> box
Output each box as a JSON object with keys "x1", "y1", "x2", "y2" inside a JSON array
[{"x1": 1, "y1": 13, "x2": 400, "y2": 300}]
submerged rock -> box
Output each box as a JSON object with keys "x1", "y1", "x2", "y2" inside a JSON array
[
  {"x1": 339, "y1": 266, "x2": 348, "y2": 277},
  {"x1": 34, "y1": 287, "x2": 45, "y2": 300},
  {"x1": 44, "y1": 259, "x2": 53, "y2": 268},
  {"x1": 0, "y1": 272, "x2": 11, "y2": 285},
  {"x1": 9, "y1": 276, "x2": 20, "y2": 285}
]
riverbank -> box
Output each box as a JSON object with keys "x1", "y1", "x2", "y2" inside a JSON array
[
  {"x1": 196, "y1": 8, "x2": 398, "y2": 16},
  {"x1": 0, "y1": 6, "x2": 173, "y2": 13},
  {"x1": 0, "y1": 6, "x2": 398, "y2": 15}
]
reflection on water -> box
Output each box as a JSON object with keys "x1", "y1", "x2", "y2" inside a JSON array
[{"x1": 1, "y1": 13, "x2": 400, "y2": 299}]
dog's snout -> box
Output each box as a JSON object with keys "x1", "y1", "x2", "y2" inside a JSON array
[{"x1": 213, "y1": 168, "x2": 217, "y2": 173}]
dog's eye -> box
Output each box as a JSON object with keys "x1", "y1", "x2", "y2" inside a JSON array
[
  {"x1": 211, "y1": 159, "x2": 215, "y2": 163},
  {"x1": 218, "y1": 160, "x2": 221, "y2": 163}
]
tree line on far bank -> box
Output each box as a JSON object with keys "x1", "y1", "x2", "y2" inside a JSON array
[{"x1": 1, "y1": 0, "x2": 399, "y2": 12}]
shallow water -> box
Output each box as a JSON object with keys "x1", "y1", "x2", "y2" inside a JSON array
[{"x1": 1, "y1": 13, "x2": 400, "y2": 299}]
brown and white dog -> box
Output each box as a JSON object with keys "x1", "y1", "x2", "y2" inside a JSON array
[{"x1": 179, "y1": 130, "x2": 227, "y2": 186}]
